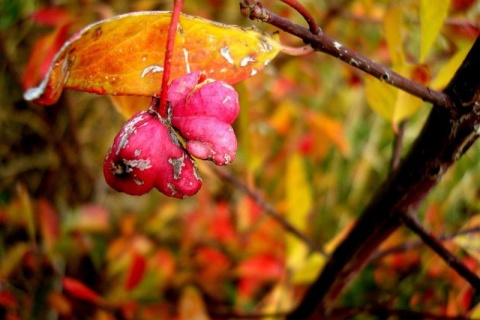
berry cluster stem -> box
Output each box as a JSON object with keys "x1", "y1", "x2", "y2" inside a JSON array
[{"x1": 156, "y1": 0, "x2": 184, "y2": 118}]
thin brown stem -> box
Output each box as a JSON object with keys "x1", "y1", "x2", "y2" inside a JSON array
[
  {"x1": 240, "y1": 1, "x2": 455, "y2": 109},
  {"x1": 399, "y1": 211, "x2": 480, "y2": 290},
  {"x1": 279, "y1": 0, "x2": 321, "y2": 34},
  {"x1": 212, "y1": 166, "x2": 328, "y2": 258},
  {"x1": 373, "y1": 225, "x2": 480, "y2": 260}
]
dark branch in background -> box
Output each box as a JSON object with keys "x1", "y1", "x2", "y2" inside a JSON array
[
  {"x1": 399, "y1": 212, "x2": 480, "y2": 289},
  {"x1": 213, "y1": 166, "x2": 328, "y2": 257},
  {"x1": 240, "y1": 1, "x2": 480, "y2": 318},
  {"x1": 239, "y1": 0, "x2": 454, "y2": 109},
  {"x1": 373, "y1": 225, "x2": 480, "y2": 260}
]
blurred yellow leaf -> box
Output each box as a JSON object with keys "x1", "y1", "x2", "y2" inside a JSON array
[
  {"x1": 420, "y1": 0, "x2": 450, "y2": 62},
  {"x1": 0, "y1": 243, "x2": 29, "y2": 279},
  {"x1": 260, "y1": 281, "x2": 295, "y2": 318},
  {"x1": 178, "y1": 286, "x2": 210, "y2": 320},
  {"x1": 384, "y1": 5, "x2": 405, "y2": 65},
  {"x1": 431, "y1": 44, "x2": 470, "y2": 90},
  {"x1": 365, "y1": 64, "x2": 424, "y2": 126},
  {"x1": 286, "y1": 153, "x2": 312, "y2": 270},
  {"x1": 470, "y1": 302, "x2": 480, "y2": 318},
  {"x1": 290, "y1": 221, "x2": 353, "y2": 284},
  {"x1": 290, "y1": 252, "x2": 325, "y2": 284}
]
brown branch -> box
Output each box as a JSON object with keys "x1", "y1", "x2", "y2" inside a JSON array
[
  {"x1": 240, "y1": 2, "x2": 480, "y2": 318},
  {"x1": 399, "y1": 211, "x2": 480, "y2": 289},
  {"x1": 373, "y1": 225, "x2": 480, "y2": 260},
  {"x1": 287, "y1": 34, "x2": 480, "y2": 319},
  {"x1": 239, "y1": 1, "x2": 455, "y2": 109}
]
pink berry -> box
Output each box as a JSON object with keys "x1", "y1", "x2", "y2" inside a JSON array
[
  {"x1": 172, "y1": 80, "x2": 239, "y2": 124},
  {"x1": 171, "y1": 117, "x2": 237, "y2": 165},
  {"x1": 154, "y1": 129, "x2": 203, "y2": 198},
  {"x1": 103, "y1": 111, "x2": 161, "y2": 195},
  {"x1": 167, "y1": 71, "x2": 204, "y2": 111},
  {"x1": 103, "y1": 110, "x2": 202, "y2": 197}
]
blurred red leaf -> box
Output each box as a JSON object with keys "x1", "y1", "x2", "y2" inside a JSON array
[
  {"x1": 24, "y1": 11, "x2": 280, "y2": 105},
  {"x1": 124, "y1": 250, "x2": 147, "y2": 291},
  {"x1": 195, "y1": 246, "x2": 231, "y2": 280},
  {"x1": 236, "y1": 277, "x2": 263, "y2": 303},
  {"x1": 297, "y1": 131, "x2": 315, "y2": 155},
  {"x1": 209, "y1": 202, "x2": 236, "y2": 243},
  {"x1": 22, "y1": 23, "x2": 72, "y2": 90},
  {"x1": 31, "y1": 7, "x2": 75, "y2": 26},
  {"x1": 236, "y1": 254, "x2": 284, "y2": 280},
  {"x1": 0, "y1": 290, "x2": 16, "y2": 309},
  {"x1": 62, "y1": 277, "x2": 102, "y2": 304}
]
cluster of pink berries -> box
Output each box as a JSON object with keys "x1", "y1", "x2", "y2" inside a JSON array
[{"x1": 103, "y1": 71, "x2": 239, "y2": 198}]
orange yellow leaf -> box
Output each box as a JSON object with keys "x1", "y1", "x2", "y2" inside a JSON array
[
  {"x1": 24, "y1": 11, "x2": 280, "y2": 105},
  {"x1": 306, "y1": 110, "x2": 350, "y2": 157}
]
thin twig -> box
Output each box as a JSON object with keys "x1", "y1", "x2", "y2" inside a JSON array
[
  {"x1": 239, "y1": 0, "x2": 455, "y2": 109},
  {"x1": 212, "y1": 166, "x2": 328, "y2": 258},
  {"x1": 373, "y1": 225, "x2": 480, "y2": 260},
  {"x1": 399, "y1": 211, "x2": 480, "y2": 290},
  {"x1": 279, "y1": 0, "x2": 321, "y2": 34}
]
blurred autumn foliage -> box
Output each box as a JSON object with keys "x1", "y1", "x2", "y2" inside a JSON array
[{"x1": 1, "y1": 0, "x2": 480, "y2": 319}]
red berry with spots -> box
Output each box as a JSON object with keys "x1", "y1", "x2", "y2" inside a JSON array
[{"x1": 103, "y1": 110, "x2": 202, "y2": 197}]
